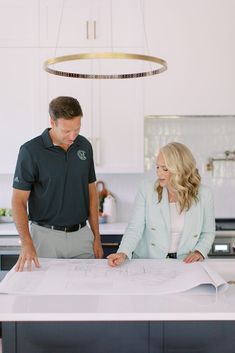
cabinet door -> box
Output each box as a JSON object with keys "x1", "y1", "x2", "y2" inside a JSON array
[
  {"x1": 93, "y1": 48, "x2": 144, "y2": 173},
  {"x1": 40, "y1": 48, "x2": 93, "y2": 141},
  {"x1": 39, "y1": 0, "x2": 111, "y2": 47},
  {"x1": 0, "y1": 0, "x2": 39, "y2": 47},
  {"x1": 0, "y1": 49, "x2": 40, "y2": 174},
  {"x1": 112, "y1": 0, "x2": 144, "y2": 47},
  {"x1": 39, "y1": 0, "x2": 143, "y2": 49},
  {"x1": 101, "y1": 234, "x2": 122, "y2": 257}
]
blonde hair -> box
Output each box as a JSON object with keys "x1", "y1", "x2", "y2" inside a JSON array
[{"x1": 155, "y1": 142, "x2": 201, "y2": 212}]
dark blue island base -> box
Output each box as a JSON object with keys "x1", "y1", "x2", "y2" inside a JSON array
[{"x1": 2, "y1": 321, "x2": 235, "y2": 353}]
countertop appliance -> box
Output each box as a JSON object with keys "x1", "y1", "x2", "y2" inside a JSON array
[{"x1": 209, "y1": 218, "x2": 235, "y2": 257}]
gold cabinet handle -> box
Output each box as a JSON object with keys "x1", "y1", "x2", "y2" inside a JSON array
[
  {"x1": 86, "y1": 20, "x2": 89, "y2": 39},
  {"x1": 94, "y1": 20, "x2": 96, "y2": 39},
  {"x1": 95, "y1": 137, "x2": 101, "y2": 166}
]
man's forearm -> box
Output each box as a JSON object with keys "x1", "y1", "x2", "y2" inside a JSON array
[
  {"x1": 12, "y1": 199, "x2": 32, "y2": 245},
  {"x1": 88, "y1": 185, "x2": 101, "y2": 239},
  {"x1": 88, "y1": 207, "x2": 100, "y2": 239}
]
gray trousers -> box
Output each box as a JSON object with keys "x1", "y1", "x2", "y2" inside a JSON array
[{"x1": 30, "y1": 223, "x2": 95, "y2": 259}]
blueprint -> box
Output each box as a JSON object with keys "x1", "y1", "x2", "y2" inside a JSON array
[{"x1": 0, "y1": 259, "x2": 228, "y2": 295}]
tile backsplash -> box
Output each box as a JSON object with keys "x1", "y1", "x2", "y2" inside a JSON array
[{"x1": 1, "y1": 116, "x2": 234, "y2": 221}]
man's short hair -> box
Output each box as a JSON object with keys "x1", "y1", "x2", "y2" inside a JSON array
[{"x1": 49, "y1": 96, "x2": 83, "y2": 121}]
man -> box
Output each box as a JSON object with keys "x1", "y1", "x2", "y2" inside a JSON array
[{"x1": 12, "y1": 96, "x2": 103, "y2": 271}]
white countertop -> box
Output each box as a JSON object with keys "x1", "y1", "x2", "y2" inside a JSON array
[
  {"x1": 0, "y1": 222, "x2": 127, "y2": 237},
  {"x1": 0, "y1": 259, "x2": 235, "y2": 321}
]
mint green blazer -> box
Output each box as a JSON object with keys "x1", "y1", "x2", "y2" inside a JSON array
[{"x1": 118, "y1": 181, "x2": 215, "y2": 260}]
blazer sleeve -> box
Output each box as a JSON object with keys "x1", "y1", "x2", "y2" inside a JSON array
[
  {"x1": 194, "y1": 187, "x2": 215, "y2": 258},
  {"x1": 118, "y1": 181, "x2": 147, "y2": 259}
]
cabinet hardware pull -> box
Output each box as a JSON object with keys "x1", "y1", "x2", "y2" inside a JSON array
[
  {"x1": 101, "y1": 243, "x2": 119, "y2": 247},
  {"x1": 94, "y1": 20, "x2": 96, "y2": 39},
  {"x1": 95, "y1": 138, "x2": 101, "y2": 166},
  {"x1": 86, "y1": 20, "x2": 89, "y2": 39}
]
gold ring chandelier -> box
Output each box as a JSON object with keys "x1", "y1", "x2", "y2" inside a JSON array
[{"x1": 44, "y1": 52, "x2": 168, "y2": 79}]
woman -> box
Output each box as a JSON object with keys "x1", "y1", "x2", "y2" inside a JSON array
[{"x1": 108, "y1": 142, "x2": 215, "y2": 267}]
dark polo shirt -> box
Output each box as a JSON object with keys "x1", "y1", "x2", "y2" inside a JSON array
[{"x1": 13, "y1": 129, "x2": 96, "y2": 226}]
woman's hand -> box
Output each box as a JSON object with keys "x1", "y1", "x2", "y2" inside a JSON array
[
  {"x1": 107, "y1": 252, "x2": 127, "y2": 267},
  {"x1": 183, "y1": 250, "x2": 204, "y2": 263}
]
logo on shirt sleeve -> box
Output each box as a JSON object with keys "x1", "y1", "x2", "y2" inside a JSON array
[
  {"x1": 14, "y1": 176, "x2": 20, "y2": 183},
  {"x1": 77, "y1": 150, "x2": 87, "y2": 160}
]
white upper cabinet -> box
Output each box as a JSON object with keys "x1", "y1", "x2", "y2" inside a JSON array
[
  {"x1": 40, "y1": 48, "x2": 93, "y2": 140},
  {"x1": 91, "y1": 47, "x2": 144, "y2": 173},
  {"x1": 0, "y1": 48, "x2": 40, "y2": 174},
  {"x1": 95, "y1": 77, "x2": 144, "y2": 173},
  {"x1": 0, "y1": 0, "x2": 39, "y2": 47},
  {"x1": 39, "y1": 0, "x2": 111, "y2": 47},
  {"x1": 39, "y1": 0, "x2": 144, "y2": 48},
  {"x1": 111, "y1": 0, "x2": 144, "y2": 48}
]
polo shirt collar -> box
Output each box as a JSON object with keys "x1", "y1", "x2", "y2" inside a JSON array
[
  {"x1": 73, "y1": 135, "x2": 82, "y2": 146},
  {"x1": 41, "y1": 128, "x2": 82, "y2": 148},
  {"x1": 41, "y1": 128, "x2": 54, "y2": 148}
]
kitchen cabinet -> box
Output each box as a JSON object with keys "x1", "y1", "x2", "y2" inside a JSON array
[
  {"x1": 0, "y1": 0, "x2": 39, "y2": 47},
  {"x1": 3, "y1": 321, "x2": 235, "y2": 353},
  {"x1": 3, "y1": 322, "x2": 149, "y2": 353},
  {"x1": 95, "y1": 58, "x2": 144, "y2": 173},
  {"x1": 101, "y1": 234, "x2": 122, "y2": 257},
  {"x1": 39, "y1": 0, "x2": 111, "y2": 48},
  {"x1": 39, "y1": 47, "x2": 93, "y2": 138},
  {"x1": 0, "y1": 48, "x2": 41, "y2": 174},
  {"x1": 39, "y1": 0, "x2": 143, "y2": 48},
  {"x1": 0, "y1": 249, "x2": 19, "y2": 280}
]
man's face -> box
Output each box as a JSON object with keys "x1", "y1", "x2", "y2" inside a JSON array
[{"x1": 50, "y1": 116, "x2": 81, "y2": 146}]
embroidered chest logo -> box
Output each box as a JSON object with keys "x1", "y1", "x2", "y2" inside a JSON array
[{"x1": 77, "y1": 150, "x2": 87, "y2": 160}]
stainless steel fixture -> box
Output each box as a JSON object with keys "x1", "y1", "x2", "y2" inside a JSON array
[{"x1": 209, "y1": 219, "x2": 235, "y2": 257}]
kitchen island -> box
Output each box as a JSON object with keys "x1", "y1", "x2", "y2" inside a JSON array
[{"x1": 0, "y1": 259, "x2": 235, "y2": 353}]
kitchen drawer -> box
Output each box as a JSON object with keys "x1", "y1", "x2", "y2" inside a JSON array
[
  {"x1": 101, "y1": 234, "x2": 123, "y2": 258},
  {"x1": 0, "y1": 254, "x2": 19, "y2": 271}
]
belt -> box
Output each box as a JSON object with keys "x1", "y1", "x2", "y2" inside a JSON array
[
  {"x1": 32, "y1": 221, "x2": 86, "y2": 233},
  {"x1": 166, "y1": 252, "x2": 177, "y2": 259}
]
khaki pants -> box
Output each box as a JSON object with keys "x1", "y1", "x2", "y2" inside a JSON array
[{"x1": 30, "y1": 223, "x2": 95, "y2": 259}]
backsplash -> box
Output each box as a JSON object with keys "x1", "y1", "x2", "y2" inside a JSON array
[{"x1": 1, "y1": 116, "x2": 234, "y2": 221}]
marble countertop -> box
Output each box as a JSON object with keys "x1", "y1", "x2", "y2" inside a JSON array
[{"x1": 0, "y1": 259, "x2": 235, "y2": 321}]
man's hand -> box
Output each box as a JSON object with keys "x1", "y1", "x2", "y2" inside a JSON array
[
  {"x1": 107, "y1": 252, "x2": 127, "y2": 267},
  {"x1": 15, "y1": 240, "x2": 40, "y2": 272},
  {"x1": 93, "y1": 237, "x2": 104, "y2": 259},
  {"x1": 183, "y1": 250, "x2": 204, "y2": 263}
]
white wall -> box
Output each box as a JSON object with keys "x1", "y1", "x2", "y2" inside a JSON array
[{"x1": 143, "y1": 0, "x2": 235, "y2": 115}]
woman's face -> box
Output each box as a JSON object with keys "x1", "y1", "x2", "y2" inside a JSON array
[{"x1": 156, "y1": 152, "x2": 171, "y2": 188}]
